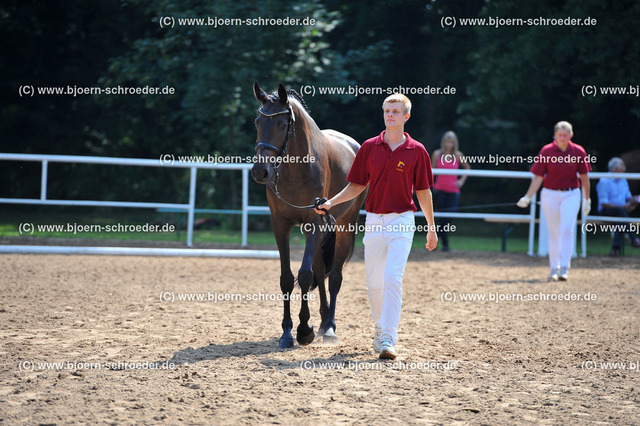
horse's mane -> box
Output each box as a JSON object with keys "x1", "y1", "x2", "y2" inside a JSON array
[{"x1": 269, "y1": 89, "x2": 311, "y2": 114}]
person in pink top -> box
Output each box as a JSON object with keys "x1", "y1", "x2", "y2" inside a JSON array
[
  {"x1": 431, "y1": 131, "x2": 471, "y2": 251},
  {"x1": 517, "y1": 121, "x2": 591, "y2": 281}
]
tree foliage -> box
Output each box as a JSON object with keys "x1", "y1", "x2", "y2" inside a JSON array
[{"x1": 2, "y1": 0, "x2": 639, "y2": 208}]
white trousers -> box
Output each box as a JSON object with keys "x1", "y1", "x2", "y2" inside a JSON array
[
  {"x1": 363, "y1": 211, "x2": 414, "y2": 346},
  {"x1": 540, "y1": 188, "x2": 581, "y2": 270}
]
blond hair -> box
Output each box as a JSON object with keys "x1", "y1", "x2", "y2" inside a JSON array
[
  {"x1": 554, "y1": 121, "x2": 573, "y2": 135},
  {"x1": 440, "y1": 131, "x2": 459, "y2": 154},
  {"x1": 382, "y1": 93, "x2": 412, "y2": 114}
]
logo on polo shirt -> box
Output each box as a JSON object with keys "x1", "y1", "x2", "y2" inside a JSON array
[{"x1": 396, "y1": 160, "x2": 405, "y2": 172}]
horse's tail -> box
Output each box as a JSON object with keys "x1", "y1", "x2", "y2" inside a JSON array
[
  {"x1": 308, "y1": 223, "x2": 335, "y2": 292},
  {"x1": 310, "y1": 210, "x2": 360, "y2": 291},
  {"x1": 320, "y1": 226, "x2": 336, "y2": 279}
]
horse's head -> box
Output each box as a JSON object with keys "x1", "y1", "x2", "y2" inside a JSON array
[{"x1": 251, "y1": 82, "x2": 294, "y2": 184}]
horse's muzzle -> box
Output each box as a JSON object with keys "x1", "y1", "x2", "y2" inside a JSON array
[{"x1": 251, "y1": 163, "x2": 270, "y2": 184}]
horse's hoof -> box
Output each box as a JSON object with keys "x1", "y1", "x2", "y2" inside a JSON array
[
  {"x1": 323, "y1": 328, "x2": 338, "y2": 345},
  {"x1": 279, "y1": 336, "x2": 295, "y2": 349},
  {"x1": 296, "y1": 325, "x2": 315, "y2": 346},
  {"x1": 317, "y1": 326, "x2": 326, "y2": 337}
]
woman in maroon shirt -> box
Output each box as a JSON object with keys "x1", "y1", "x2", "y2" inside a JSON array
[{"x1": 517, "y1": 121, "x2": 591, "y2": 281}]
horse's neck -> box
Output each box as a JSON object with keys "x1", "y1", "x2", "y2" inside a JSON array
[{"x1": 289, "y1": 111, "x2": 316, "y2": 159}]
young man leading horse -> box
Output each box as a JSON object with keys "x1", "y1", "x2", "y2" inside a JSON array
[{"x1": 316, "y1": 93, "x2": 438, "y2": 359}]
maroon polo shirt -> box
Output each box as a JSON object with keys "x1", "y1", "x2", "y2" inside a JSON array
[
  {"x1": 347, "y1": 131, "x2": 433, "y2": 214},
  {"x1": 530, "y1": 140, "x2": 591, "y2": 190}
]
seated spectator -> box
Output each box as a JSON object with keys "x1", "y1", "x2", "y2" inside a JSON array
[{"x1": 596, "y1": 157, "x2": 640, "y2": 256}]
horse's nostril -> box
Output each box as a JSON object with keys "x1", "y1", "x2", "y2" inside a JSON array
[{"x1": 250, "y1": 166, "x2": 268, "y2": 183}]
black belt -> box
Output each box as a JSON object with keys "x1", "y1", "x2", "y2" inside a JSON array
[{"x1": 549, "y1": 188, "x2": 577, "y2": 191}]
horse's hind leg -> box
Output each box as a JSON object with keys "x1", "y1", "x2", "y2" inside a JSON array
[
  {"x1": 296, "y1": 228, "x2": 320, "y2": 345},
  {"x1": 323, "y1": 230, "x2": 355, "y2": 344},
  {"x1": 312, "y1": 258, "x2": 329, "y2": 337}
]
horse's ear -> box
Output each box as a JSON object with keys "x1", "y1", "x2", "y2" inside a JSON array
[
  {"x1": 254, "y1": 82, "x2": 269, "y2": 104},
  {"x1": 277, "y1": 83, "x2": 288, "y2": 105}
]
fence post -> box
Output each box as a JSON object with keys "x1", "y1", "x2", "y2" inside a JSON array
[
  {"x1": 40, "y1": 160, "x2": 48, "y2": 201},
  {"x1": 242, "y1": 168, "x2": 249, "y2": 248},
  {"x1": 187, "y1": 167, "x2": 197, "y2": 247}
]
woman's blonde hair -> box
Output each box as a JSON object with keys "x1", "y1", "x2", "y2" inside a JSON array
[
  {"x1": 440, "y1": 130, "x2": 459, "y2": 154},
  {"x1": 554, "y1": 121, "x2": 573, "y2": 135}
]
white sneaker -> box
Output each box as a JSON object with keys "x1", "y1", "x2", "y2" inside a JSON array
[
  {"x1": 559, "y1": 267, "x2": 569, "y2": 281},
  {"x1": 379, "y1": 341, "x2": 397, "y2": 360},
  {"x1": 548, "y1": 269, "x2": 559, "y2": 282},
  {"x1": 373, "y1": 327, "x2": 382, "y2": 353}
]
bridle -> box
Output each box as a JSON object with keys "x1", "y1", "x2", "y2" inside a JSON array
[
  {"x1": 255, "y1": 104, "x2": 295, "y2": 157},
  {"x1": 254, "y1": 103, "x2": 335, "y2": 224},
  {"x1": 255, "y1": 104, "x2": 311, "y2": 209}
]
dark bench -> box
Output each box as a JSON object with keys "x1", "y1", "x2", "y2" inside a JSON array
[
  {"x1": 483, "y1": 217, "x2": 539, "y2": 252},
  {"x1": 156, "y1": 207, "x2": 271, "y2": 237},
  {"x1": 484, "y1": 217, "x2": 626, "y2": 254}
]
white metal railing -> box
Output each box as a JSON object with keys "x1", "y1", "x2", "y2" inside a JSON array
[
  {"x1": 0, "y1": 153, "x2": 638, "y2": 256},
  {"x1": 578, "y1": 171, "x2": 640, "y2": 257},
  {"x1": 0, "y1": 153, "x2": 264, "y2": 247},
  {"x1": 435, "y1": 168, "x2": 640, "y2": 257}
]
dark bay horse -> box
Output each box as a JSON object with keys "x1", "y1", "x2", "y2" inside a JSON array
[
  {"x1": 620, "y1": 149, "x2": 640, "y2": 195},
  {"x1": 251, "y1": 82, "x2": 366, "y2": 348}
]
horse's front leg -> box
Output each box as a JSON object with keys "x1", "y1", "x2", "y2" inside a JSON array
[
  {"x1": 296, "y1": 224, "x2": 321, "y2": 345},
  {"x1": 273, "y1": 220, "x2": 295, "y2": 348}
]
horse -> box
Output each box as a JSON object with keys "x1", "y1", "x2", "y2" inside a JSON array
[
  {"x1": 251, "y1": 82, "x2": 367, "y2": 348},
  {"x1": 620, "y1": 149, "x2": 640, "y2": 195}
]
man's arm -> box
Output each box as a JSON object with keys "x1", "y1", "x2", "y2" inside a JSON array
[
  {"x1": 580, "y1": 173, "x2": 590, "y2": 202},
  {"x1": 524, "y1": 175, "x2": 544, "y2": 200},
  {"x1": 580, "y1": 173, "x2": 591, "y2": 216},
  {"x1": 314, "y1": 182, "x2": 367, "y2": 214},
  {"x1": 517, "y1": 175, "x2": 544, "y2": 208},
  {"x1": 416, "y1": 188, "x2": 438, "y2": 251}
]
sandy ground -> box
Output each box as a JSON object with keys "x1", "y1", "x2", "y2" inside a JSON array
[{"x1": 1, "y1": 248, "x2": 639, "y2": 424}]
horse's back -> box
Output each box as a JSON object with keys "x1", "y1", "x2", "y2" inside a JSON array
[{"x1": 321, "y1": 129, "x2": 360, "y2": 157}]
